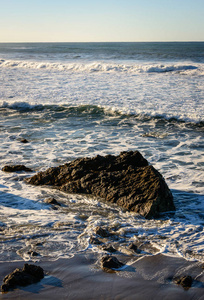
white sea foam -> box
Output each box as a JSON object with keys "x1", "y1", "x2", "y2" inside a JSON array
[
  {"x1": 0, "y1": 58, "x2": 203, "y2": 75},
  {"x1": 1, "y1": 101, "x2": 44, "y2": 111},
  {"x1": 0, "y1": 56, "x2": 203, "y2": 125},
  {"x1": 0, "y1": 98, "x2": 203, "y2": 124}
]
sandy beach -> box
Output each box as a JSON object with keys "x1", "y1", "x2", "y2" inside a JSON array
[{"x1": 1, "y1": 253, "x2": 204, "y2": 300}]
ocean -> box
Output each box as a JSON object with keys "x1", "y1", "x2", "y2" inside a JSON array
[{"x1": 0, "y1": 42, "x2": 203, "y2": 265}]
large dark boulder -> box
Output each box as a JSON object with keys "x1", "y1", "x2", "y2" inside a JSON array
[
  {"x1": 1, "y1": 264, "x2": 44, "y2": 292},
  {"x1": 26, "y1": 151, "x2": 175, "y2": 218}
]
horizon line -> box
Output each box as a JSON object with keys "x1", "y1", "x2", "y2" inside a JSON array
[{"x1": 0, "y1": 40, "x2": 204, "y2": 44}]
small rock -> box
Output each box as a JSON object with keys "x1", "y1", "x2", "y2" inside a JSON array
[
  {"x1": 89, "y1": 236, "x2": 102, "y2": 245},
  {"x1": 35, "y1": 242, "x2": 43, "y2": 247},
  {"x1": 101, "y1": 255, "x2": 124, "y2": 272},
  {"x1": 1, "y1": 264, "x2": 44, "y2": 292},
  {"x1": 2, "y1": 165, "x2": 32, "y2": 172},
  {"x1": 174, "y1": 275, "x2": 193, "y2": 289},
  {"x1": 95, "y1": 226, "x2": 110, "y2": 237},
  {"x1": 20, "y1": 138, "x2": 29, "y2": 143},
  {"x1": 51, "y1": 206, "x2": 59, "y2": 210},
  {"x1": 129, "y1": 242, "x2": 139, "y2": 252},
  {"x1": 27, "y1": 251, "x2": 39, "y2": 257},
  {"x1": 101, "y1": 245, "x2": 117, "y2": 253},
  {"x1": 44, "y1": 197, "x2": 61, "y2": 206}
]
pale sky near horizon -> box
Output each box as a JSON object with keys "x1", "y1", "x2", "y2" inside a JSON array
[{"x1": 0, "y1": 0, "x2": 203, "y2": 42}]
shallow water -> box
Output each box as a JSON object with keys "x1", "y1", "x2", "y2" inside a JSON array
[{"x1": 1, "y1": 254, "x2": 204, "y2": 300}]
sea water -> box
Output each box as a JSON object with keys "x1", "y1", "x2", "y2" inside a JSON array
[{"x1": 0, "y1": 42, "x2": 203, "y2": 263}]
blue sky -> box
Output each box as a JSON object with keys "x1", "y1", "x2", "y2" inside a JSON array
[{"x1": 0, "y1": 0, "x2": 203, "y2": 42}]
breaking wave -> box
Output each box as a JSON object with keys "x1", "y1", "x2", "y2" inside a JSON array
[
  {"x1": 1, "y1": 101, "x2": 203, "y2": 128},
  {"x1": 0, "y1": 58, "x2": 202, "y2": 75}
]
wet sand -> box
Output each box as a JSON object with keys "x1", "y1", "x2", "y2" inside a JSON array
[{"x1": 0, "y1": 254, "x2": 204, "y2": 300}]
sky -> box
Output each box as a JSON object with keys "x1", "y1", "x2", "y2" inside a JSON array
[{"x1": 0, "y1": 0, "x2": 203, "y2": 42}]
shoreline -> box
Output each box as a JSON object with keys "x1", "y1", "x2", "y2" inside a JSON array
[{"x1": 0, "y1": 253, "x2": 204, "y2": 300}]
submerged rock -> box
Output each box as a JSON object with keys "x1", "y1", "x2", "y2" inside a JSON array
[
  {"x1": 129, "y1": 242, "x2": 140, "y2": 253},
  {"x1": 1, "y1": 264, "x2": 44, "y2": 292},
  {"x1": 95, "y1": 226, "x2": 110, "y2": 237},
  {"x1": 27, "y1": 251, "x2": 39, "y2": 257},
  {"x1": 101, "y1": 255, "x2": 124, "y2": 271},
  {"x1": 173, "y1": 275, "x2": 193, "y2": 290},
  {"x1": 90, "y1": 236, "x2": 102, "y2": 245},
  {"x1": 101, "y1": 245, "x2": 117, "y2": 253},
  {"x1": 26, "y1": 151, "x2": 175, "y2": 218},
  {"x1": 19, "y1": 138, "x2": 29, "y2": 143},
  {"x1": 2, "y1": 165, "x2": 32, "y2": 172}
]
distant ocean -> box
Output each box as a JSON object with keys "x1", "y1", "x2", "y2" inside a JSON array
[{"x1": 0, "y1": 42, "x2": 203, "y2": 263}]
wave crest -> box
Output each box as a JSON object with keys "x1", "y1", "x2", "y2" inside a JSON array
[
  {"x1": 1, "y1": 101, "x2": 203, "y2": 128},
  {"x1": 0, "y1": 58, "x2": 201, "y2": 75}
]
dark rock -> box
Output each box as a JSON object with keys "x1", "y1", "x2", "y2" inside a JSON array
[
  {"x1": 1, "y1": 264, "x2": 44, "y2": 292},
  {"x1": 101, "y1": 255, "x2": 124, "y2": 271},
  {"x1": 89, "y1": 236, "x2": 102, "y2": 245},
  {"x1": 101, "y1": 245, "x2": 117, "y2": 253},
  {"x1": 20, "y1": 138, "x2": 29, "y2": 143},
  {"x1": 44, "y1": 197, "x2": 61, "y2": 206},
  {"x1": 174, "y1": 275, "x2": 193, "y2": 289},
  {"x1": 26, "y1": 151, "x2": 175, "y2": 218},
  {"x1": 95, "y1": 226, "x2": 110, "y2": 237},
  {"x1": 23, "y1": 264, "x2": 44, "y2": 279},
  {"x1": 129, "y1": 242, "x2": 138, "y2": 251},
  {"x1": 27, "y1": 251, "x2": 39, "y2": 257},
  {"x1": 51, "y1": 206, "x2": 59, "y2": 210},
  {"x1": 2, "y1": 165, "x2": 32, "y2": 172},
  {"x1": 129, "y1": 242, "x2": 140, "y2": 252},
  {"x1": 35, "y1": 242, "x2": 43, "y2": 247}
]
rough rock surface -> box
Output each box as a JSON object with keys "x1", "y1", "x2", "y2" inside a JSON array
[
  {"x1": 2, "y1": 165, "x2": 32, "y2": 172},
  {"x1": 101, "y1": 255, "x2": 124, "y2": 271},
  {"x1": 1, "y1": 264, "x2": 44, "y2": 292},
  {"x1": 95, "y1": 226, "x2": 110, "y2": 237},
  {"x1": 26, "y1": 151, "x2": 175, "y2": 218}
]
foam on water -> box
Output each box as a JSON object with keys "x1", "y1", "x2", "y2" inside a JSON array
[
  {"x1": 0, "y1": 61, "x2": 203, "y2": 124},
  {"x1": 0, "y1": 58, "x2": 203, "y2": 75},
  {"x1": 0, "y1": 43, "x2": 203, "y2": 263},
  {"x1": 0, "y1": 102, "x2": 203, "y2": 263},
  {"x1": 1, "y1": 176, "x2": 203, "y2": 262}
]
